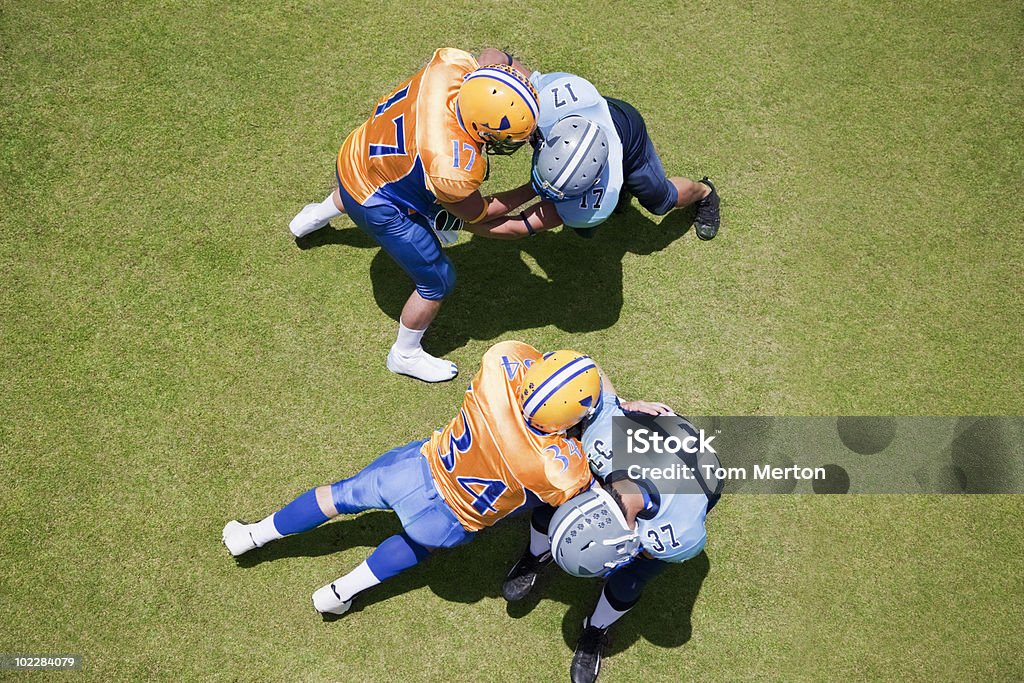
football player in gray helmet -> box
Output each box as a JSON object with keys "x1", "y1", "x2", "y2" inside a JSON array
[
  {"x1": 505, "y1": 392, "x2": 721, "y2": 683},
  {"x1": 462, "y1": 69, "x2": 720, "y2": 242}
]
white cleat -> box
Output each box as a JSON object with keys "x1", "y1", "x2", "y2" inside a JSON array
[
  {"x1": 386, "y1": 345, "x2": 458, "y2": 383},
  {"x1": 289, "y1": 203, "x2": 331, "y2": 238},
  {"x1": 222, "y1": 520, "x2": 258, "y2": 557},
  {"x1": 312, "y1": 583, "x2": 352, "y2": 616}
]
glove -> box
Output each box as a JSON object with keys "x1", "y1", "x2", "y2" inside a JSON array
[{"x1": 431, "y1": 208, "x2": 463, "y2": 247}]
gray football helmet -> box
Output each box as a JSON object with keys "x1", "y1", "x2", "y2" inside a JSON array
[
  {"x1": 531, "y1": 116, "x2": 609, "y2": 201},
  {"x1": 548, "y1": 486, "x2": 640, "y2": 578}
]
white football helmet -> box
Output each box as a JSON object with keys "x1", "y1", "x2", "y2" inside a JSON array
[{"x1": 548, "y1": 486, "x2": 640, "y2": 578}]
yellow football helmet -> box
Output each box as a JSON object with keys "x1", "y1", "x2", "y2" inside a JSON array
[
  {"x1": 520, "y1": 350, "x2": 602, "y2": 433},
  {"x1": 457, "y1": 65, "x2": 539, "y2": 155}
]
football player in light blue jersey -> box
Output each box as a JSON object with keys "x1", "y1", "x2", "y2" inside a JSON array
[
  {"x1": 463, "y1": 70, "x2": 722, "y2": 243},
  {"x1": 502, "y1": 389, "x2": 721, "y2": 683},
  {"x1": 528, "y1": 71, "x2": 624, "y2": 230},
  {"x1": 581, "y1": 394, "x2": 715, "y2": 561}
]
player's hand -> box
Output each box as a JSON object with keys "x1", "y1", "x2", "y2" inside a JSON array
[
  {"x1": 431, "y1": 208, "x2": 463, "y2": 247},
  {"x1": 620, "y1": 400, "x2": 674, "y2": 416}
]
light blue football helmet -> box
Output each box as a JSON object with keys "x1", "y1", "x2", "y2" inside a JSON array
[{"x1": 531, "y1": 115, "x2": 609, "y2": 201}]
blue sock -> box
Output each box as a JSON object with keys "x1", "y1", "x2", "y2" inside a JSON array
[
  {"x1": 272, "y1": 488, "x2": 330, "y2": 535},
  {"x1": 365, "y1": 533, "x2": 430, "y2": 580}
]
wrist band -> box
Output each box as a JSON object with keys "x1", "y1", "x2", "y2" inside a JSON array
[
  {"x1": 520, "y1": 211, "x2": 535, "y2": 236},
  {"x1": 504, "y1": 51, "x2": 513, "y2": 66}
]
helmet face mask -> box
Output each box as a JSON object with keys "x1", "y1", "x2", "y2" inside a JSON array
[
  {"x1": 548, "y1": 486, "x2": 641, "y2": 578},
  {"x1": 530, "y1": 150, "x2": 566, "y2": 200},
  {"x1": 480, "y1": 131, "x2": 528, "y2": 156},
  {"x1": 530, "y1": 116, "x2": 610, "y2": 201},
  {"x1": 458, "y1": 65, "x2": 539, "y2": 156}
]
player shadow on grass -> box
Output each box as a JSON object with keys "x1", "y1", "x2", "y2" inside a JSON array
[
  {"x1": 296, "y1": 204, "x2": 698, "y2": 356},
  {"x1": 504, "y1": 548, "x2": 711, "y2": 654},
  {"x1": 233, "y1": 507, "x2": 710, "y2": 654},
  {"x1": 564, "y1": 552, "x2": 710, "y2": 654},
  {"x1": 233, "y1": 509, "x2": 540, "y2": 608}
]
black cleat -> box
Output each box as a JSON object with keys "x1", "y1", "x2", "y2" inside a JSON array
[
  {"x1": 571, "y1": 622, "x2": 610, "y2": 683},
  {"x1": 501, "y1": 548, "x2": 552, "y2": 602},
  {"x1": 694, "y1": 176, "x2": 720, "y2": 241}
]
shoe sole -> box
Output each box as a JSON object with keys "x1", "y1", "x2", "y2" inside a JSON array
[{"x1": 502, "y1": 575, "x2": 538, "y2": 602}]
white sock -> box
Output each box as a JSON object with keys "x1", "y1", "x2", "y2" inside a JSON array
[
  {"x1": 312, "y1": 192, "x2": 343, "y2": 223},
  {"x1": 250, "y1": 514, "x2": 283, "y2": 547},
  {"x1": 588, "y1": 589, "x2": 631, "y2": 630},
  {"x1": 394, "y1": 321, "x2": 426, "y2": 355},
  {"x1": 530, "y1": 524, "x2": 551, "y2": 557},
  {"x1": 332, "y1": 561, "x2": 381, "y2": 603},
  {"x1": 290, "y1": 192, "x2": 343, "y2": 237}
]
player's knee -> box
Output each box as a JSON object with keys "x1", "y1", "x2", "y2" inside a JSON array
[
  {"x1": 328, "y1": 478, "x2": 358, "y2": 515},
  {"x1": 416, "y1": 263, "x2": 457, "y2": 301},
  {"x1": 366, "y1": 533, "x2": 432, "y2": 580},
  {"x1": 531, "y1": 505, "x2": 556, "y2": 534},
  {"x1": 640, "y1": 186, "x2": 679, "y2": 216},
  {"x1": 437, "y1": 262, "x2": 457, "y2": 298},
  {"x1": 607, "y1": 555, "x2": 667, "y2": 604},
  {"x1": 315, "y1": 485, "x2": 340, "y2": 518},
  {"x1": 604, "y1": 576, "x2": 643, "y2": 610}
]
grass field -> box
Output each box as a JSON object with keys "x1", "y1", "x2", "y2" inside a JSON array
[{"x1": 2, "y1": 0, "x2": 1023, "y2": 680}]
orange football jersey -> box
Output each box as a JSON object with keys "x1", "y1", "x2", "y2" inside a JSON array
[
  {"x1": 422, "y1": 341, "x2": 594, "y2": 532},
  {"x1": 337, "y1": 48, "x2": 488, "y2": 215}
]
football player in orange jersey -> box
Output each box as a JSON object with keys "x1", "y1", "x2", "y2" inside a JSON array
[
  {"x1": 289, "y1": 49, "x2": 541, "y2": 383},
  {"x1": 223, "y1": 341, "x2": 605, "y2": 617}
]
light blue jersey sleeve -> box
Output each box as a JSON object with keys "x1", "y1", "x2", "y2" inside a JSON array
[
  {"x1": 529, "y1": 71, "x2": 623, "y2": 229},
  {"x1": 581, "y1": 389, "x2": 622, "y2": 479}
]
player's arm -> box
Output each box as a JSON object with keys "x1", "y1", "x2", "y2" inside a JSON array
[
  {"x1": 620, "y1": 400, "x2": 674, "y2": 416},
  {"x1": 439, "y1": 183, "x2": 536, "y2": 225},
  {"x1": 462, "y1": 200, "x2": 564, "y2": 240},
  {"x1": 533, "y1": 456, "x2": 595, "y2": 508},
  {"x1": 477, "y1": 48, "x2": 531, "y2": 78}
]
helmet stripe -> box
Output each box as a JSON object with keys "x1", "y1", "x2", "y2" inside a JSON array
[
  {"x1": 465, "y1": 67, "x2": 539, "y2": 119},
  {"x1": 551, "y1": 120, "x2": 600, "y2": 190},
  {"x1": 523, "y1": 356, "x2": 595, "y2": 417},
  {"x1": 523, "y1": 357, "x2": 597, "y2": 418}
]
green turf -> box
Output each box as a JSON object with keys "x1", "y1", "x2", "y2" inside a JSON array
[{"x1": 2, "y1": 0, "x2": 1022, "y2": 680}]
